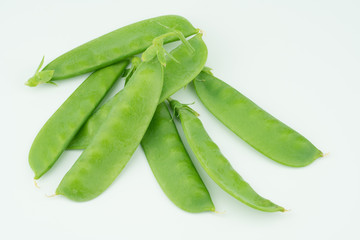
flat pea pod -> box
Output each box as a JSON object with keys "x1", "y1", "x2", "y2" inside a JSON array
[
  {"x1": 56, "y1": 58, "x2": 163, "y2": 201},
  {"x1": 26, "y1": 15, "x2": 198, "y2": 87},
  {"x1": 141, "y1": 103, "x2": 215, "y2": 213},
  {"x1": 194, "y1": 71, "x2": 323, "y2": 167},
  {"x1": 29, "y1": 61, "x2": 128, "y2": 179},
  {"x1": 169, "y1": 99, "x2": 285, "y2": 212},
  {"x1": 68, "y1": 34, "x2": 207, "y2": 150}
]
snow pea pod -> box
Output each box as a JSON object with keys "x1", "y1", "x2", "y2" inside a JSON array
[
  {"x1": 26, "y1": 15, "x2": 197, "y2": 86},
  {"x1": 169, "y1": 99, "x2": 285, "y2": 212},
  {"x1": 68, "y1": 34, "x2": 207, "y2": 150},
  {"x1": 66, "y1": 57, "x2": 141, "y2": 149},
  {"x1": 141, "y1": 103, "x2": 215, "y2": 213},
  {"x1": 194, "y1": 71, "x2": 323, "y2": 167},
  {"x1": 29, "y1": 61, "x2": 128, "y2": 179},
  {"x1": 56, "y1": 58, "x2": 163, "y2": 201}
]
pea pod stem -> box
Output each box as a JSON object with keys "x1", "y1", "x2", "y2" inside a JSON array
[
  {"x1": 142, "y1": 30, "x2": 195, "y2": 66},
  {"x1": 168, "y1": 97, "x2": 199, "y2": 117},
  {"x1": 124, "y1": 57, "x2": 142, "y2": 84},
  {"x1": 25, "y1": 56, "x2": 55, "y2": 87}
]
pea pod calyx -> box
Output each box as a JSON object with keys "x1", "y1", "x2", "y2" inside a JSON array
[
  {"x1": 124, "y1": 56, "x2": 142, "y2": 84},
  {"x1": 25, "y1": 56, "x2": 55, "y2": 87},
  {"x1": 168, "y1": 98, "x2": 199, "y2": 117},
  {"x1": 142, "y1": 30, "x2": 198, "y2": 66}
]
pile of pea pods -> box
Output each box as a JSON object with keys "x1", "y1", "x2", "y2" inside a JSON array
[{"x1": 27, "y1": 15, "x2": 323, "y2": 213}]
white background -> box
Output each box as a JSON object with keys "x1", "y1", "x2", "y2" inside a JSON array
[{"x1": 1, "y1": 0, "x2": 359, "y2": 239}]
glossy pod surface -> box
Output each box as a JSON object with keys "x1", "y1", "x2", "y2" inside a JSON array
[
  {"x1": 29, "y1": 61, "x2": 128, "y2": 179},
  {"x1": 141, "y1": 103, "x2": 214, "y2": 213},
  {"x1": 44, "y1": 15, "x2": 197, "y2": 80},
  {"x1": 56, "y1": 58, "x2": 163, "y2": 201},
  {"x1": 194, "y1": 71, "x2": 323, "y2": 167},
  {"x1": 68, "y1": 34, "x2": 207, "y2": 149},
  {"x1": 169, "y1": 99, "x2": 285, "y2": 212}
]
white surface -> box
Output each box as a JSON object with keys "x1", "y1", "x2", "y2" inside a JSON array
[{"x1": 1, "y1": 0, "x2": 359, "y2": 239}]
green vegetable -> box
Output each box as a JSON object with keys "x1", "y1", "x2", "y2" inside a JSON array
[
  {"x1": 29, "y1": 61, "x2": 128, "y2": 179},
  {"x1": 68, "y1": 34, "x2": 207, "y2": 149},
  {"x1": 194, "y1": 71, "x2": 323, "y2": 167},
  {"x1": 56, "y1": 57, "x2": 163, "y2": 201},
  {"x1": 169, "y1": 99, "x2": 285, "y2": 212},
  {"x1": 26, "y1": 15, "x2": 198, "y2": 87},
  {"x1": 142, "y1": 103, "x2": 215, "y2": 213}
]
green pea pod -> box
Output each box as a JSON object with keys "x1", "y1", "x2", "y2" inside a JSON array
[
  {"x1": 26, "y1": 15, "x2": 197, "y2": 87},
  {"x1": 194, "y1": 71, "x2": 323, "y2": 167},
  {"x1": 169, "y1": 99, "x2": 285, "y2": 213},
  {"x1": 29, "y1": 61, "x2": 128, "y2": 179},
  {"x1": 141, "y1": 103, "x2": 215, "y2": 213},
  {"x1": 56, "y1": 58, "x2": 163, "y2": 201},
  {"x1": 68, "y1": 34, "x2": 207, "y2": 150}
]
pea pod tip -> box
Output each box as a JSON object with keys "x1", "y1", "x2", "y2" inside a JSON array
[
  {"x1": 33, "y1": 179, "x2": 40, "y2": 189},
  {"x1": 321, "y1": 152, "x2": 329, "y2": 157},
  {"x1": 45, "y1": 193, "x2": 58, "y2": 198},
  {"x1": 213, "y1": 209, "x2": 226, "y2": 214}
]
